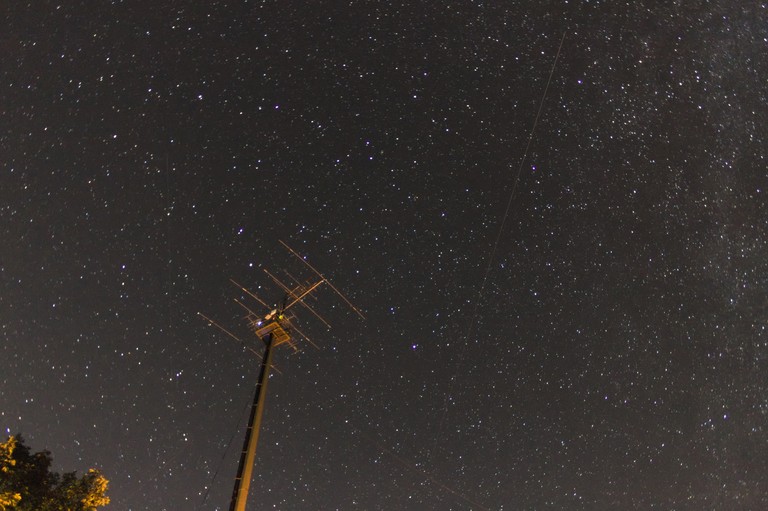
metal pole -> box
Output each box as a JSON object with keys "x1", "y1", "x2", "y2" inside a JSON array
[{"x1": 229, "y1": 334, "x2": 275, "y2": 511}]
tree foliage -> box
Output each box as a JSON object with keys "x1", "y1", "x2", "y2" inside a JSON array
[{"x1": 0, "y1": 435, "x2": 109, "y2": 511}]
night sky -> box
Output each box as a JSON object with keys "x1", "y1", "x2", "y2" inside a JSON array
[{"x1": 2, "y1": 1, "x2": 767, "y2": 510}]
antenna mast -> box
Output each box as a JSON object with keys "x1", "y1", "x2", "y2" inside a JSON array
[{"x1": 200, "y1": 242, "x2": 363, "y2": 511}]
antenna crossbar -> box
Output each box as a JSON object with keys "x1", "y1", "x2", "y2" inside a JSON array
[
  {"x1": 286, "y1": 279, "x2": 325, "y2": 310},
  {"x1": 279, "y1": 240, "x2": 365, "y2": 319},
  {"x1": 263, "y1": 268, "x2": 332, "y2": 329}
]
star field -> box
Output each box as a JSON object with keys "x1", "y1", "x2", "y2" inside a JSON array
[{"x1": 1, "y1": 1, "x2": 767, "y2": 510}]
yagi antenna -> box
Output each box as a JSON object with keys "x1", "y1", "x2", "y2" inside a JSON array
[{"x1": 199, "y1": 241, "x2": 364, "y2": 511}]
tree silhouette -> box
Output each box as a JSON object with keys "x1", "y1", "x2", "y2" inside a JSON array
[{"x1": 0, "y1": 435, "x2": 109, "y2": 511}]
